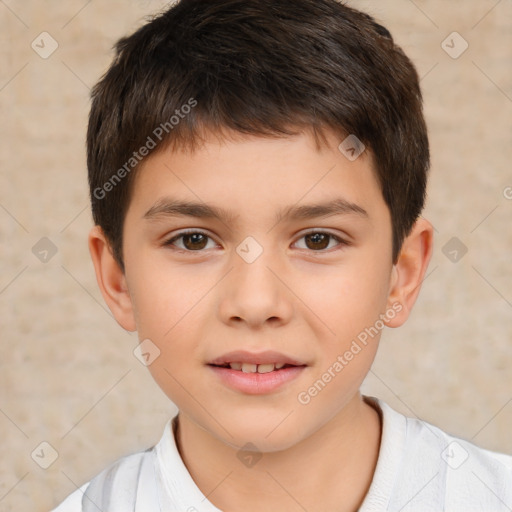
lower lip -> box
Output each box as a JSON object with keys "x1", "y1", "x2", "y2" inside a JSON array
[{"x1": 208, "y1": 365, "x2": 306, "y2": 394}]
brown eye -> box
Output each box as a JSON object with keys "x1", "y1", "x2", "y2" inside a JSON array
[
  {"x1": 182, "y1": 233, "x2": 208, "y2": 250},
  {"x1": 305, "y1": 233, "x2": 330, "y2": 250},
  {"x1": 164, "y1": 231, "x2": 216, "y2": 251},
  {"x1": 294, "y1": 232, "x2": 346, "y2": 251}
]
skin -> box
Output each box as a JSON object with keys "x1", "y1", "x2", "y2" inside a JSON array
[{"x1": 89, "y1": 129, "x2": 433, "y2": 512}]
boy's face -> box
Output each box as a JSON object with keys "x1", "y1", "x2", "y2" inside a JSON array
[{"x1": 97, "y1": 130, "x2": 418, "y2": 451}]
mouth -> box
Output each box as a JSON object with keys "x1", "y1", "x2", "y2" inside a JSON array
[
  {"x1": 209, "y1": 362, "x2": 300, "y2": 373},
  {"x1": 207, "y1": 350, "x2": 308, "y2": 394},
  {"x1": 208, "y1": 350, "x2": 307, "y2": 372}
]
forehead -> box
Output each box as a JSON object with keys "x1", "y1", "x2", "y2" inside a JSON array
[{"x1": 127, "y1": 129, "x2": 386, "y2": 226}]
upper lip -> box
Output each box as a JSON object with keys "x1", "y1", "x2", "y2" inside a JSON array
[{"x1": 208, "y1": 350, "x2": 307, "y2": 366}]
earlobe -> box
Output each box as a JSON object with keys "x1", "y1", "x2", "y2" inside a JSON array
[
  {"x1": 384, "y1": 218, "x2": 434, "y2": 328},
  {"x1": 88, "y1": 225, "x2": 137, "y2": 332}
]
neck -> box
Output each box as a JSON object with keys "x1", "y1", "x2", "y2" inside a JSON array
[{"x1": 176, "y1": 393, "x2": 381, "y2": 512}]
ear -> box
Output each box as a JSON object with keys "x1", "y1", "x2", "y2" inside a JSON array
[
  {"x1": 88, "y1": 225, "x2": 137, "y2": 332},
  {"x1": 384, "y1": 217, "x2": 434, "y2": 328}
]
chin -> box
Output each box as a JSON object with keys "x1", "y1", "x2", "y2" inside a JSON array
[{"x1": 206, "y1": 408, "x2": 309, "y2": 453}]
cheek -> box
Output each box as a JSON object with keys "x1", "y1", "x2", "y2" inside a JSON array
[
  {"x1": 128, "y1": 255, "x2": 208, "y2": 338},
  {"x1": 137, "y1": 295, "x2": 207, "y2": 408},
  {"x1": 293, "y1": 257, "x2": 392, "y2": 342},
  {"x1": 127, "y1": 260, "x2": 210, "y2": 383},
  {"x1": 294, "y1": 268, "x2": 388, "y2": 423}
]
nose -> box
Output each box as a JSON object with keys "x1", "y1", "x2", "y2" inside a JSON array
[{"x1": 218, "y1": 248, "x2": 294, "y2": 329}]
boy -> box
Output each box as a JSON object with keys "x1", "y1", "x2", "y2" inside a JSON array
[{"x1": 53, "y1": 0, "x2": 512, "y2": 510}]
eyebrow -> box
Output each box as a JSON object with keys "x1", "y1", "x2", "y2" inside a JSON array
[{"x1": 143, "y1": 197, "x2": 368, "y2": 225}]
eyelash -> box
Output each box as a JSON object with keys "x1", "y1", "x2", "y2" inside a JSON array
[{"x1": 163, "y1": 229, "x2": 349, "y2": 253}]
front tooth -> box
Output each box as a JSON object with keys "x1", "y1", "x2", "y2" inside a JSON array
[
  {"x1": 257, "y1": 364, "x2": 275, "y2": 374},
  {"x1": 241, "y1": 363, "x2": 257, "y2": 373},
  {"x1": 230, "y1": 362, "x2": 242, "y2": 370},
  {"x1": 275, "y1": 363, "x2": 285, "y2": 369}
]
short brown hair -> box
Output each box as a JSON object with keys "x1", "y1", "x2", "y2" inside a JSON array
[{"x1": 87, "y1": 0, "x2": 429, "y2": 271}]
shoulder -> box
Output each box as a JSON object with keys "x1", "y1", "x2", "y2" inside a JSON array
[
  {"x1": 367, "y1": 396, "x2": 512, "y2": 511},
  {"x1": 400, "y1": 405, "x2": 512, "y2": 476},
  {"x1": 49, "y1": 416, "x2": 206, "y2": 512},
  {"x1": 50, "y1": 483, "x2": 88, "y2": 512},
  {"x1": 407, "y1": 414, "x2": 512, "y2": 508},
  {"x1": 49, "y1": 448, "x2": 154, "y2": 512}
]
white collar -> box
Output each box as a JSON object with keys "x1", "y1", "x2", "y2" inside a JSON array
[{"x1": 153, "y1": 396, "x2": 405, "y2": 511}]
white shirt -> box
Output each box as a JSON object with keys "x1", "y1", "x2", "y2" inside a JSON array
[{"x1": 51, "y1": 396, "x2": 512, "y2": 511}]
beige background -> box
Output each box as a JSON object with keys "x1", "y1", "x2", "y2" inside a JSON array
[{"x1": 0, "y1": 0, "x2": 511, "y2": 510}]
